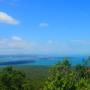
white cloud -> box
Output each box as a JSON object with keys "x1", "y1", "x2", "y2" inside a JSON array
[
  {"x1": 0, "y1": 11, "x2": 19, "y2": 25},
  {"x1": 70, "y1": 40, "x2": 90, "y2": 45},
  {"x1": 39, "y1": 22, "x2": 48, "y2": 27},
  {"x1": 0, "y1": 37, "x2": 57, "y2": 54},
  {"x1": 0, "y1": 36, "x2": 36, "y2": 50},
  {"x1": 11, "y1": 36, "x2": 22, "y2": 41},
  {"x1": 8, "y1": 36, "x2": 33, "y2": 49},
  {"x1": 0, "y1": 37, "x2": 90, "y2": 55}
]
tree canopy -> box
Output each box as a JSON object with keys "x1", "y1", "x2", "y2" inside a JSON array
[
  {"x1": 43, "y1": 59, "x2": 90, "y2": 90},
  {"x1": 0, "y1": 67, "x2": 33, "y2": 90}
]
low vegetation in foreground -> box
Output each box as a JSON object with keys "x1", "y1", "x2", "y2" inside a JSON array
[{"x1": 0, "y1": 57, "x2": 90, "y2": 90}]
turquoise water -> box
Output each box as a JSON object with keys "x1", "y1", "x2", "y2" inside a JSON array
[{"x1": 0, "y1": 55, "x2": 87, "y2": 66}]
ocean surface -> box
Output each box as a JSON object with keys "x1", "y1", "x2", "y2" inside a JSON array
[{"x1": 0, "y1": 55, "x2": 88, "y2": 66}]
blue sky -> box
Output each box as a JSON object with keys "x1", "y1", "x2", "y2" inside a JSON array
[{"x1": 0, "y1": 0, "x2": 90, "y2": 55}]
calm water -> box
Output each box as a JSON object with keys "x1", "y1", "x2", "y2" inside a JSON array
[{"x1": 0, "y1": 55, "x2": 87, "y2": 66}]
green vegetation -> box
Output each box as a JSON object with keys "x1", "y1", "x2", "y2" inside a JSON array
[
  {"x1": 43, "y1": 58, "x2": 90, "y2": 90},
  {"x1": 16, "y1": 66, "x2": 49, "y2": 90},
  {"x1": 0, "y1": 58, "x2": 90, "y2": 90},
  {"x1": 0, "y1": 66, "x2": 49, "y2": 90},
  {"x1": 0, "y1": 66, "x2": 33, "y2": 90}
]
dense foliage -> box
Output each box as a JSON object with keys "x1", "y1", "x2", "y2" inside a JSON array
[
  {"x1": 0, "y1": 67, "x2": 33, "y2": 90},
  {"x1": 43, "y1": 58, "x2": 90, "y2": 90}
]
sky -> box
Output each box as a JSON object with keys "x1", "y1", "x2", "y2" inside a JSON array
[{"x1": 0, "y1": 0, "x2": 90, "y2": 55}]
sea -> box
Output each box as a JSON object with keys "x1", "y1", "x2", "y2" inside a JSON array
[{"x1": 0, "y1": 55, "x2": 88, "y2": 67}]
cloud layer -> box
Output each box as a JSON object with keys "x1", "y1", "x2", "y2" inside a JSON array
[
  {"x1": 0, "y1": 36, "x2": 90, "y2": 55},
  {"x1": 0, "y1": 11, "x2": 19, "y2": 25}
]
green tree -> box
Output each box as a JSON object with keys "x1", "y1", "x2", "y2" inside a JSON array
[
  {"x1": 0, "y1": 66, "x2": 33, "y2": 90},
  {"x1": 43, "y1": 59, "x2": 90, "y2": 90}
]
